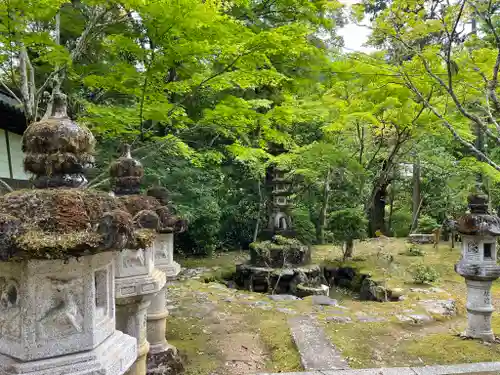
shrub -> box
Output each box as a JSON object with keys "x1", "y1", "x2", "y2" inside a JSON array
[
  {"x1": 411, "y1": 264, "x2": 439, "y2": 284},
  {"x1": 406, "y1": 244, "x2": 425, "y2": 257},
  {"x1": 390, "y1": 209, "x2": 413, "y2": 237},
  {"x1": 291, "y1": 207, "x2": 317, "y2": 245},
  {"x1": 328, "y1": 208, "x2": 368, "y2": 260},
  {"x1": 417, "y1": 215, "x2": 440, "y2": 234}
]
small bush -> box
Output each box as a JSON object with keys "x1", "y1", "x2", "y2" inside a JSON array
[
  {"x1": 411, "y1": 264, "x2": 439, "y2": 284},
  {"x1": 417, "y1": 215, "x2": 440, "y2": 234},
  {"x1": 406, "y1": 245, "x2": 425, "y2": 257},
  {"x1": 390, "y1": 209, "x2": 413, "y2": 237},
  {"x1": 291, "y1": 207, "x2": 317, "y2": 245}
]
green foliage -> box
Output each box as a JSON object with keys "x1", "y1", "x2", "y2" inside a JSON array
[
  {"x1": 417, "y1": 215, "x2": 440, "y2": 234},
  {"x1": 291, "y1": 206, "x2": 317, "y2": 245},
  {"x1": 328, "y1": 208, "x2": 368, "y2": 244},
  {"x1": 390, "y1": 209, "x2": 412, "y2": 237},
  {"x1": 405, "y1": 245, "x2": 425, "y2": 257},
  {"x1": 411, "y1": 264, "x2": 439, "y2": 284}
]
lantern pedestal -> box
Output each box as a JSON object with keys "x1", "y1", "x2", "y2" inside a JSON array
[
  {"x1": 147, "y1": 233, "x2": 180, "y2": 355},
  {"x1": 0, "y1": 253, "x2": 137, "y2": 375},
  {"x1": 455, "y1": 193, "x2": 500, "y2": 343},
  {"x1": 115, "y1": 248, "x2": 166, "y2": 375},
  {"x1": 464, "y1": 279, "x2": 495, "y2": 342}
]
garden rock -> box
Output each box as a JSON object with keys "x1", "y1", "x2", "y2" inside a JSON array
[
  {"x1": 359, "y1": 278, "x2": 390, "y2": 302},
  {"x1": 419, "y1": 299, "x2": 457, "y2": 316},
  {"x1": 408, "y1": 314, "x2": 432, "y2": 323},
  {"x1": 409, "y1": 233, "x2": 434, "y2": 244}
]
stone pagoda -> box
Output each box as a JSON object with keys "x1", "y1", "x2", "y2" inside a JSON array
[
  {"x1": 235, "y1": 158, "x2": 327, "y2": 297},
  {"x1": 109, "y1": 145, "x2": 166, "y2": 375},
  {"x1": 261, "y1": 165, "x2": 295, "y2": 240},
  {"x1": 0, "y1": 90, "x2": 141, "y2": 374},
  {"x1": 456, "y1": 193, "x2": 500, "y2": 342}
]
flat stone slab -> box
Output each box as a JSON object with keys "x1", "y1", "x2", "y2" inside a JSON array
[
  {"x1": 268, "y1": 294, "x2": 301, "y2": 301},
  {"x1": 288, "y1": 316, "x2": 349, "y2": 370},
  {"x1": 312, "y1": 295, "x2": 338, "y2": 306},
  {"x1": 257, "y1": 361, "x2": 500, "y2": 375}
]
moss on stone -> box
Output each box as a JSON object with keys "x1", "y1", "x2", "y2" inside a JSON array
[
  {"x1": 250, "y1": 235, "x2": 310, "y2": 267},
  {"x1": 0, "y1": 189, "x2": 154, "y2": 260},
  {"x1": 15, "y1": 230, "x2": 102, "y2": 259}
]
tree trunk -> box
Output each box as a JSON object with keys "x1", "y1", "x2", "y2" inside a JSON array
[
  {"x1": 368, "y1": 183, "x2": 388, "y2": 237},
  {"x1": 411, "y1": 157, "x2": 421, "y2": 232},
  {"x1": 253, "y1": 180, "x2": 263, "y2": 242},
  {"x1": 387, "y1": 182, "x2": 395, "y2": 235},
  {"x1": 344, "y1": 239, "x2": 354, "y2": 260},
  {"x1": 317, "y1": 168, "x2": 331, "y2": 244}
]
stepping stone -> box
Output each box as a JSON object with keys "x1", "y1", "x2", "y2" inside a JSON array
[
  {"x1": 312, "y1": 295, "x2": 338, "y2": 306},
  {"x1": 277, "y1": 307, "x2": 296, "y2": 315},
  {"x1": 288, "y1": 316, "x2": 349, "y2": 370},
  {"x1": 396, "y1": 314, "x2": 413, "y2": 322},
  {"x1": 356, "y1": 314, "x2": 386, "y2": 323},
  {"x1": 326, "y1": 316, "x2": 352, "y2": 323},
  {"x1": 268, "y1": 294, "x2": 301, "y2": 301}
]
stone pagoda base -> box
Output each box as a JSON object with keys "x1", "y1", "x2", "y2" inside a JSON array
[{"x1": 0, "y1": 331, "x2": 137, "y2": 375}]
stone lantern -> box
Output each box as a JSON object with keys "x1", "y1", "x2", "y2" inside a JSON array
[
  {"x1": 110, "y1": 145, "x2": 166, "y2": 375},
  {"x1": 0, "y1": 90, "x2": 146, "y2": 374},
  {"x1": 456, "y1": 193, "x2": 500, "y2": 342},
  {"x1": 145, "y1": 185, "x2": 187, "y2": 372}
]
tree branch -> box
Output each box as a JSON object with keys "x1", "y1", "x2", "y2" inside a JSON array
[
  {"x1": 0, "y1": 179, "x2": 13, "y2": 193},
  {"x1": 404, "y1": 72, "x2": 500, "y2": 172}
]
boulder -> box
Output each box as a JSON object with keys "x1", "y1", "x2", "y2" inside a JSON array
[{"x1": 359, "y1": 278, "x2": 389, "y2": 302}]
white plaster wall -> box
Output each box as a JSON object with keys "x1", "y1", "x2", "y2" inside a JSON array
[
  {"x1": 8, "y1": 132, "x2": 28, "y2": 180},
  {"x1": 0, "y1": 130, "x2": 9, "y2": 178},
  {"x1": 0, "y1": 130, "x2": 28, "y2": 180}
]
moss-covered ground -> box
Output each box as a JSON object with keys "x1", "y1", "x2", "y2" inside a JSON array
[{"x1": 169, "y1": 238, "x2": 500, "y2": 374}]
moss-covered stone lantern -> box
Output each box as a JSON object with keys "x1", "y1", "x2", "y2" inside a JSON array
[
  {"x1": 110, "y1": 146, "x2": 166, "y2": 375},
  {"x1": 0, "y1": 91, "x2": 144, "y2": 375},
  {"x1": 456, "y1": 193, "x2": 500, "y2": 342},
  {"x1": 145, "y1": 184, "x2": 187, "y2": 373}
]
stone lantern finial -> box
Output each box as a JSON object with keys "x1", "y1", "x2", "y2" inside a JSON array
[
  {"x1": 22, "y1": 89, "x2": 95, "y2": 188},
  {"x1": 110, "y1": 144, "x2": 144, "y2": 196}
]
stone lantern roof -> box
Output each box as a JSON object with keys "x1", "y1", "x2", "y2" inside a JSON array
[
  {"x1": 0, "y1": 91, "x2": 157, "y2": 261},
  {"x1": 109, "y1": 147, "x2": 188, "y2": 234},
  {"x1": 110, "y1": 144, "x2": 144, "y2": 196},
  {"x1": 456, "y1": 194, "x2": 500, "y2": 237}
]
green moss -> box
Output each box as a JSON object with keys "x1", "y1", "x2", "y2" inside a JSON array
[
  {"x1": 325, "y1": 322, "x2": 397, "y2": 368},
  {"x1": 15, "y1": 230, "x2": 101, "y2": 258},
  {"x1": 399, "y1": 331, "x2": 500, "y2": 364},
  {"x1": 168, "y1": 316, "x2": 220, "y2": 375},
  {"x1": 254, "y1": 311, "x2": 302, "y2": 371},
  {"x1": 179, "y1": 251, "x2": 248, "y2": 269},
  {"x1": 202, "y1": 266, "x2": 236, "y2": 283}
]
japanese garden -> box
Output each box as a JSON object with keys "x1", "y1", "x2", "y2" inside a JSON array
[{"x1": 1, "y1": 0, "x2": 500, "y2": 374}]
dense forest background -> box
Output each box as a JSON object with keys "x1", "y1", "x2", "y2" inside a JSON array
[{"x1": 2, "y1": 0, "x2": 500, "y2": 255}]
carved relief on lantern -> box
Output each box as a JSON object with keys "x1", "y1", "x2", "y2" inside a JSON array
[
  {"x1": 115, "y1": 248, "x2": 155, "y2": 279},
  {"x1": 0, "y1": 252, "x2": 115, "y2": 362}
]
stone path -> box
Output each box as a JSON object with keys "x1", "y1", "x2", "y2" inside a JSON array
[
  {"x1": 258, "y1": 361, "x2": 500, "y2": 375},
  {"x1": 288, "y1": 316, "x2": 349, "y2": 371}
]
